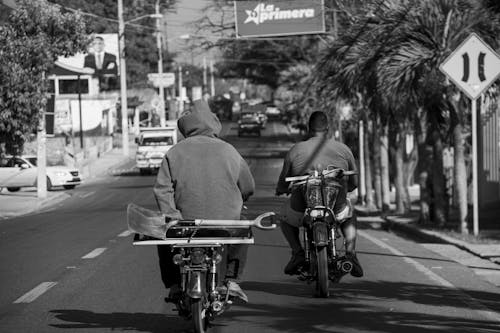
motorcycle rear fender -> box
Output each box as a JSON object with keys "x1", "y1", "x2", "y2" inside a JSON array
[
  {"x1": 312, "y1": 221, "x2": 329, "y2": 247},
  {"x1": 186, "y1": 271, "x2": 204, "y2": 299}
]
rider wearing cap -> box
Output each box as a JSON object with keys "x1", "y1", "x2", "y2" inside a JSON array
[{"x1": 275, "y1": 111, "x2": 364, "y2": 277}]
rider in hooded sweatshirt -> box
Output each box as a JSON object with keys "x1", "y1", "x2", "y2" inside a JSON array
[{"x1": 153, "y1": 99, "x2": 255, "y2": 301}]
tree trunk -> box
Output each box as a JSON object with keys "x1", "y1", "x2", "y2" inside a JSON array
[
  {"x1": 416, "y1": 109, "x2": 430, "y2": 224},
  {"x1": 380, "y1": 122, "x2": 391, "y2": 214},
  {"x1": 403, "y1": 134, "x2": 418, "y2": 212},
  {"x1": 395, "y1": 132, "x2": 406, "y2": 214},
  {"x1": 431, "y1": 128, "x2": 447, "y2": 227},
  {"x1": 373, "y1": 114, "x2": 383, "y2": 210},
  {"x1": 364, "y1": 119, "x2": 376, "y2": 210},
  {"x1": 453, "y1": 122, "x2": 468, "y2": 234}
]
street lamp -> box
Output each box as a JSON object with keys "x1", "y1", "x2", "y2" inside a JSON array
[{"x1": 117, "y1": 0, "x2": 164, "y2": 156}]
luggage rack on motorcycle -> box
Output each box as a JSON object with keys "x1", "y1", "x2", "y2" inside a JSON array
[{"x1": 127, "y1": 203, "x2": 275, "y2": 246}]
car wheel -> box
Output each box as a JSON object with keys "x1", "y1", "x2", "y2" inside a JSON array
[
  {"x1": 238, "y1": 131, "x2": 242, "y2": 137},
  {"x1": 63, "y1": 185, "x2": 76, "y2": 190},
  {"x1": 139, "y1": 168, "x2": 150, "y2": 175},
  {"x1": 7, "y1": 187, "x2": 20, "y2": 192},
  {"x1": 46, "y1": 177, "x2": 52, "y2": 191}
]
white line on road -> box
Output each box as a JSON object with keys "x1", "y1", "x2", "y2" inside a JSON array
[
  {"x1": 82, "y1": 247, "x2": 107, "y2": 259},
  {"x1": 13, "y1": 282, "x2": 57, "y2": 303},
  {"x1": 358, "y1": 230, "x2": 500, "y2": 323},
  {"x1": 79, "y1": 191, "x2": 95, "y2": 199},
  {"x1": 118, "y1": 230, "x2": 133, "y2": 237}
]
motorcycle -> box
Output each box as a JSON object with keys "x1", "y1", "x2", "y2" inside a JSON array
[
  {"x1": 285, "y1": 167, "x2": 356, "y2": 298},
  {"x1": 127, "y1": 203, "x2": 276, "y2": 333}
]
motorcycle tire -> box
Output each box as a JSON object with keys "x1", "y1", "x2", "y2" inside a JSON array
[
  {"x1": 191, "y1": 298, "x2": 209, "y2": 333},
  {"x1": 316, "y1": 247, "x2": 329, "y2": 298}
]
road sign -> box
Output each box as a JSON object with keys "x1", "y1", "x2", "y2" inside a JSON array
[
  {"x1": 440, "y1": 33, "x2": 500, "y2": 236},
  {"x1": 439, "y1": 33, "x2": 500, "y2": 100},
  {"x1": 147, "y1": 72, "x2": 175, "y2": 87}
]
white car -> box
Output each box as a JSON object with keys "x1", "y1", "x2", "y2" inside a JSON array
[{"x1": 0, "y1": 155, "x2": 81, "y2": 192}]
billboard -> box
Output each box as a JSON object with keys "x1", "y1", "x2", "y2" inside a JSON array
[
  {"x1": 57, "y1": 33, "x2": 119, "y2": 74},
  {"x1": 234, "y1": 0, "x2": 325, "y2": 38}
]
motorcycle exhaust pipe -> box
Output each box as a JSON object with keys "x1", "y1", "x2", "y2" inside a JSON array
[
  {"x1": 340, "y1": 260, "x2": 353, "y2": 273},
  {"x1": 212, "y1": 300, "x2": 224, "y2": 312}
]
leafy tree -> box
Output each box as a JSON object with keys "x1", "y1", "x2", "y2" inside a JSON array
[{"x1": 0, "y1": 0, "x2": 89, "y2": 154}]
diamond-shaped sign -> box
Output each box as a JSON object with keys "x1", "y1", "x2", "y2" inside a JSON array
[{"x1": 440, "y1": 33, "x2": 500, "y2": 100}]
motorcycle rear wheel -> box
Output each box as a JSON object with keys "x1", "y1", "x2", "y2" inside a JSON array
[
  {"x1": 316, "y1": 247, "x2": 329, "y2": 298},
  {"x1": 192, "y1": 298, "x2": 209, "y2": 333}
]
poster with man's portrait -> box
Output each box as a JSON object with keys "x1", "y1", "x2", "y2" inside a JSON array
[{"x1": 58, "y1": 33, "x2": 119, "y2": 75}]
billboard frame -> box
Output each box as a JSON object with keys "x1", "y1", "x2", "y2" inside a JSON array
[{"x1": 234, "y1": 0, "x2": 326, "y2": 39}]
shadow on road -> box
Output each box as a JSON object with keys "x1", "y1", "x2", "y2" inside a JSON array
[
  {"x1": 48, "y1": 280, "x2": 500, "y2": 332},
  {"x1": 49, "y1": 309, "x2": 192, "y2": 333},
  {"x1": 222, "y1": 280, "x2": 500, "y2": 333}
]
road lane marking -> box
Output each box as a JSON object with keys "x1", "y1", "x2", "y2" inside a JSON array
[
  {"x1": 79, "y1": 191, "x2": 95, "y2": 199},
  {"x1": 82, "y1": 247, "x2": 107, "y2": 259},
  {"x1": 14, "y1": 282, "x2": 57, "y2": 303},
  {"x1": 118, "y1": 230, "x2": 133, "y2": 237},
  {"x1": 358, "y1": 230, "x2": 500, "y2": 323}
]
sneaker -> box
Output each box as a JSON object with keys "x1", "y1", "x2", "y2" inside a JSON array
[
  {"x1": 284, "y1": 252, "x2": 306, "y2": 275},
  {"x1": 346, "y1": 253, "x2": 364, "y2": 277},
  {"x1": 217, "y1": 280, "x2": 248, "y2": 303}
]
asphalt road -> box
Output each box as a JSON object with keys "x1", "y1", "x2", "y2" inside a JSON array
[{"x1": 0, "y1": 120, "x2": 499, "y2": 333}]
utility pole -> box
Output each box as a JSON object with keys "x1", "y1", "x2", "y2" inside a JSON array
[
  {"x1": 203, "y1": 56, "x2": 207, "y2": 93},
  {"x1": 178, "y1": 65, "x2": 183, "y2": 114},
  {"x1": 118, "y1": 0, "x2": 129, "y2": 156},
  {"x1": 210, "y1": 60, "x2": 215, "y2": 97},
  {"x1": 37, "y1": 81, "x2": 47, "y2": 199},
  {"x1": 155, "y1": 0, "x2": 166, "y2": 127}
]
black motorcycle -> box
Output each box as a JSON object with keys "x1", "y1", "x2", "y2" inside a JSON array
[
  {"x1": 285, "y1": 167, "x2": 356, "y2": 297},
  {"x1": 127, "y1": 204, "x2": 276, "y2": 333}
]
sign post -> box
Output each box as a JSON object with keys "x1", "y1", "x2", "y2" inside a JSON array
[{"x1": 439, "y1": 33, "x2": 500, "y2": 235}]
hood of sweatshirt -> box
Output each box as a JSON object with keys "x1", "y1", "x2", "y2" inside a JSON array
[{"x1": 177, "y1": 99, "x2": 222, "y2": 138}]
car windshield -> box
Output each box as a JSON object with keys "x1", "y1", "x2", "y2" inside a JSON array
[
  {"x1": 26, "y1": 157, "x2": 37, "y2": 166},
  {"x1": 142, "y1": 137, "x2": 173, "y2": 146}
]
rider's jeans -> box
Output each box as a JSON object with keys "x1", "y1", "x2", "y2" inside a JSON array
[{"x1": 157, "y1": 244, "x2": 248, "y2": 289}]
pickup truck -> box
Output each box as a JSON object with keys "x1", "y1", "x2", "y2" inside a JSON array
[{"x1": 135, "y1": 127, "x2": 178, "y2": 175}]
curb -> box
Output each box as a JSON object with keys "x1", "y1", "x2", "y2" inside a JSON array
[
  {"x1": 0, "y1": 191, "x2": 70, "y2": 220},
  {"x1": 354, "y1": 207, "x2": 499, "y2": 265},
  {"x1": 384, "y1": 215, "x2": 500, "y2": 265}
]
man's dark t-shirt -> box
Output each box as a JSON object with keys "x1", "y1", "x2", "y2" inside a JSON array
[{"x1": 276, "y1": 135, "x2": 357, "y2": 213}]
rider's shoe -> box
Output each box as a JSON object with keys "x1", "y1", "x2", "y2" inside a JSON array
[
  {"x1": 284, "y1": 251, "x2": 306, "y2": 275},
  {"x1": 217, "y1": 280, "x2": 248, "y2": 303},
  {"x1": 346, "y1": 252, "x2": 364, "y2": 277}
]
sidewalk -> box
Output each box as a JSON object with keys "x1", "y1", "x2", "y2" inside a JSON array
[
  {"x1": 355, "y1": 204, "x2": 500, "y2": 265},
  {"x1": 0, "y1": 144, "x2": 135, "y2": 220}
]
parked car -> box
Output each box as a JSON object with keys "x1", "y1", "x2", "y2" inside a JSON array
[
  {"x1": 238, "y1": 116, "x2": 261, "y2": 137},
  {"x1": 0, "y1": 155, "x2": 81, "y2": 192}
]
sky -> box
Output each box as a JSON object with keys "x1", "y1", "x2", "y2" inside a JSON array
[{"x1": 163, "y1": 0, "x2": 221, "y2": 66}]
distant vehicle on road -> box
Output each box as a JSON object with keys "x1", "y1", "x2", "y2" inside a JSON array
[
  {"x1": 0, "y1": 155, "x2": 81, "y2": 192},
  {"x1": 265, "y1": 103, "x2": 281, "y2": 120},
  {"x1": 238, "y1": 116, "x2": 261, "y2": 137},
  {"x1": 135, "y1": 127, "x2": 178, "y2": 175}
]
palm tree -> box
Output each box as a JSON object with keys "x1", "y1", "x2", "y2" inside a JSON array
[{"x1": 314, "y1": 0, "x2": 500, "y2": 231}]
